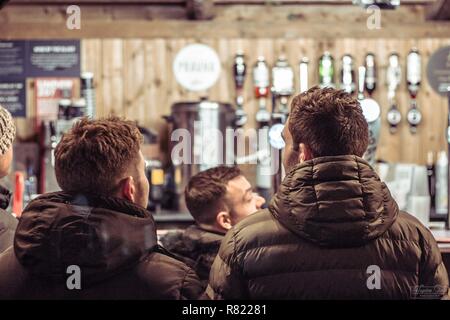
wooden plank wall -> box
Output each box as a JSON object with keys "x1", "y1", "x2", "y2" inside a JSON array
[{"x1": 79, "y1": 38, "x2": 450, "y2": 165}]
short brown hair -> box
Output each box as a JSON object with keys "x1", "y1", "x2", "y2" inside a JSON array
[
  {"x1": 289, "y1": 86, "x2": 368, "y2": 157},
  {"x1": 54, "y1": 116, "x2": 143, "y2": 195},
  {"x1": 185, "y1": 166, "x2": 242, "y2": 224}
]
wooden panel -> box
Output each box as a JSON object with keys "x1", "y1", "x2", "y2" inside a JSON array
[
  {"x1": 13, "y1": 38, "x2": 450, "y2": 167},
  {"x1": 63, "y1": 38, "x2": 448, "y2": 168}
]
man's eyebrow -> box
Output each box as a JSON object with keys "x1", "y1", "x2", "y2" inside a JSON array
[{"x1": 242, "y1": 187, "x2": 253, "y2": 201}]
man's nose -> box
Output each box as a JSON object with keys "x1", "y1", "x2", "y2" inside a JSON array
[{"x1": 255, "y1": 195, "x2": 266, "y2": 209}]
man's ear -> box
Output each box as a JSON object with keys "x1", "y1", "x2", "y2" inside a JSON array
[
  {"x1": 299, "y1": 143, "x2": 313, "y2": 163},
  {"x1": 121, "y1": 176, "x2": 136, "y2": 203},
  {"x1": 216, "y1": 211, "x2": 232, "y2": 231}
]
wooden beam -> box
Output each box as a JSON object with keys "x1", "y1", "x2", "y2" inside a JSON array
[
  {"x1": 0, "y1": 0, "x2": 10, "y2": 9},
  {"x1": 426, "y1": 0, "x2": 450, "y2": 20},
  {"x1": 186, "y1": 0, "x2": 215, "y2": 19},
  {"x1": 2, "y1": 19, "x2": 450, "y2": 38},
  {"x1": 1, "y1": 2, "x2": 449, "y2": 38},
  {"x1": 8, "y1": 0, "x2": 184, "y2": 4},
  {"x1": 7, "y1": 0, "x2": 435, "y2": 4}
]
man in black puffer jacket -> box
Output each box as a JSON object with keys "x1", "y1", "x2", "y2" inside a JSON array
[
  {"x1": 0, "y1": 117, "x2": 203, "y2": 299},
  {"x1": 207, "y1": 87, "x2": 449, "y2": 300}
]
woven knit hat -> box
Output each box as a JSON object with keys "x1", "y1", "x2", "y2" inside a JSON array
[{"x1": 0, "y1": 105, "x2": 16, "y2": 156}]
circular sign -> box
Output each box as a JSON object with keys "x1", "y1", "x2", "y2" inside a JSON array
[
  {"x1": 173, "y1": 44, "x2": 221, "y2": 92},
  {"x1": 360, "y1": 98, "x2": 381, "y2": 123},
  {"x1": 427, "y1": 46, "x2": 450, "y2": 97}
]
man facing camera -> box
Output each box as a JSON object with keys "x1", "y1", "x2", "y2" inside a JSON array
[
  {"x1": 161, "y1": 166, "x2": 265, "y2": 288},
  {"x1": 208, "y1": 86, "x2": 449, "y2": 300},
  {"x1": 0, "y1": 117, "x2": 203, "y2": 299}
]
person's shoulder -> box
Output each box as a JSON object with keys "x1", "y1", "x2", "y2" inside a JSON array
[
  {"x1": 140, "y1": 249, "x2": 196, "y2": 277},
  {"x1": 387, "y1": 211, "x2": 436, "y2": 247},
  {"x1": 235, "y1": 208, "x2": 275, "y2": 230},
  {"x1": 220, "y1": 209, "x2": 287, "y2": 256},
  {"x1": 136, "y1": 250, "x2": 203, "y2": 299}
]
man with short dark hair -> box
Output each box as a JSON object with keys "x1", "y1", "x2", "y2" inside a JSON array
[
  {"x1": 0, "y1": 117, "x2": 203, "y2": 299},
  {"x1": 208, "y1": 86, "x2": 449, "y2": 299},
  {"x1": 161, "y1": 165, "x2": 264, "y2": 288}
]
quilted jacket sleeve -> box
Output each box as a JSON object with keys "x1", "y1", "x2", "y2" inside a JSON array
[
  {"x1": 417, "y1": 228, "x2": 449, "y2": 299},
  {"x1": 206, "y1": 228, "x2": 248, "y2": 300}
]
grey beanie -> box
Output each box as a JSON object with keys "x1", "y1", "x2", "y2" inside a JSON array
[{"x1": 0, "y1": 105, "x2": 16, "y2": 155}]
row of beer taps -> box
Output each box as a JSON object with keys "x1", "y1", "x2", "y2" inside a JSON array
[{"x1": 232, "y1": 49, "x2": 423, "y2": 135}]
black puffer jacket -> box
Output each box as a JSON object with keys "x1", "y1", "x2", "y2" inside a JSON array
[
  {"x1": 0, "y1": 185, "x2": 17, "y2": 254},
  {"x1": 208, "y1": 155, "x2": 449, "y2": 299},
  {"x1": 0, "y1": 192, "x2": 203, "y2": 299},
  {"x1": 160, "y1": 225, "x2": 223, "y2": 288}
]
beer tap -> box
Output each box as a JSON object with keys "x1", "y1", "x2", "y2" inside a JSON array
[
  {"x1": 319, "y1": 52, "x2": 335, "y2": 89},
  {"x1": 406, "y1": 48, "x2": 422, "y2": 134},
  {"x1": 270, "y1": 56, "x2": 294, "y2": 192},
  {"x1": 253, "y1": 56, "x2": 271, "y2": 125},
  {"x1": 233, "y1": 52, "x2": 247, "y2": 128},
  {"x1": 271, "y1": 56, "x2": 294, "y2": 123},
  {"x1": 253, "y1": 56, "x2": 271, "y2": 204},
  {"x1": 81, "y1": 72, "x2": 96, "y2": 119},
  {"x1": 386, "y1": 53, "x2": 402, "y2": 134},
  {"x1": 299, "y1": 57, "x2": 309, "y2": 93},
  {"x1": 364, "y1": 53, "x2": 377, "y2": 97},
  {"x1": 358, "y1": 66, "x2": 381, "y2": 166},
  {"x1": 340, "y1": 54, "x2": 355, "y2": 94},
  {"x1": 40, "y1": 120, "x2": 59, "y2": 194}
]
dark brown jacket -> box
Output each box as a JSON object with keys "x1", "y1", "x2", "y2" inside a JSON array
[
  {"x1": 208, "y1": 155, "x2": 449, "y2": 300},
  {"x1": 160, "y1": 225, "x2": 223, "y2": 288},
  {"x1": 0, "y1": 192, "x2": 203, "y2": 300},
  {"x1": 0, "y1": 185, "x2": 17, "y2": 255}
]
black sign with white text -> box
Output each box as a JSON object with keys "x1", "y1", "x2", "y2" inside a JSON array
[
  {"x1": 27, "y1": 40, "x2": 80, "y2": 78},
  {"x1": 0, "y1": 80, "x2": 27, "y2": 117},
  {"x1": 0, "y1": 41, "x2": 27, "y2": 80},
  {"x1": 427, "y1": 46, "x2": 450, "y2": 97}
]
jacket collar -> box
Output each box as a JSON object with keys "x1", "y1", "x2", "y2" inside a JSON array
[
  {"x1": 269, "y1": 155, "x2": 399, "y2": 248},
  {"x1": 14, "y1": 191, "x2": 157, "y2": 285}
]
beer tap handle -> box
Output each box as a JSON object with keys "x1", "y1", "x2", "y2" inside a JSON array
[
  {"x1": 358, "y1": 66, "x2": 366, "y2": 100},
  {"x1": 300, "y1": 58, "x2": 309, "y2": 93}
]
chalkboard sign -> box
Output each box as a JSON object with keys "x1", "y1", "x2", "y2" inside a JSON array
[
  {"x1": 0, "y1": 39, "x2": 81, "y2": 118},
  {"x1": 427, "y1": 46, "x2": 450, "y2": 97},
  {"x1": 0, "y1": 41, "x2": 27, "y2": 80},
  {"x1": 0, "y1": 80, "x2": 26, "y2": 117},
  {"x1": 27, "y1": 40, "x2": 80, "y2": 78}
]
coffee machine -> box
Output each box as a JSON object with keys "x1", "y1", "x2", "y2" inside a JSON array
[{"x1": 163, "y1": 99, "x2": 236, "y2": 212}]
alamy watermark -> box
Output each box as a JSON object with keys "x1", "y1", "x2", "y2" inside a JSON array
[
  {"x1": 66, "y1": 265, "x2": 81, "y2": 290},
  {"x1": 366, "y1": 5, "x2": 381, "y2": 30},
  {"x1": 366, "y1": 265, "x2": 381, "y2": 290},
  {"x1": 66, "y1": 5, "x2": 81, "y2": 30},
  {"x1": 170, "y1": 121, "x2": 282, "y2": 176}
]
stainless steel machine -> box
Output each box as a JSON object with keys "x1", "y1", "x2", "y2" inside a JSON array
[{"x1": 164, "y1": 99, "x2": 236, "y2": 212}]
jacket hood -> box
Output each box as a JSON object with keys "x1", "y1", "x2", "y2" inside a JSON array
[
  {"x1": 269, "y1": 155, "x2": 399, "y2": 248},
  {"x1": 14, "y1": 192, "x2": 157, "y2": 286}
]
